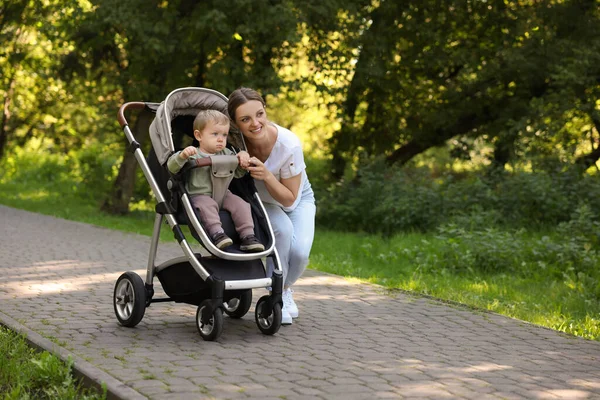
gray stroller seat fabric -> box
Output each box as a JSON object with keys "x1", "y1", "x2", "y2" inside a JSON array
[{"x1": 210, "y1": 155, "x2": 238, "y2": 208}]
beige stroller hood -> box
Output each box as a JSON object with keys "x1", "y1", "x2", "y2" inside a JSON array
[{"x1": 149, "y1": 87, "x2": 244, "y2": 165}]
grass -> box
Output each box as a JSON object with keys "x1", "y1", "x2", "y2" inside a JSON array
[
  {"x1": 311, "y1": 230, "x2": 600, "y2": 340},
  {"x1": 0, "y1": 326, "x2": 106, "y2": 399},
  {"x1": 0, "y1": 177, "x2": 599, "y2": 341},
  {"x1": 0, "y1": 181, "x2": 163, "y2": 238}
]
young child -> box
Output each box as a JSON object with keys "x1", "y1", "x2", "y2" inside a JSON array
[{"x1": 167, "y1": 109, "x2": 264, "y2": 252}]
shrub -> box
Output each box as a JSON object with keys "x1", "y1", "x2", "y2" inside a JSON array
[
  {"x1": 432, "y1": 225, "x2": 527, "y2": 274},
  {"x1": 556, "y1": 203, "x2": 600, "y2": 249},
  {"x1": 316, "y1": 158, "x2": 600, "y2": 235},
  {"x1": 317, "y1": 159, "x2": 442, "y2": 235},
  {"x1": 490, "y1": 171, "x2": 572, "y2": 226},
  {"x1": 0, "y1": 142, "x2": 156, "y2": 208},
  {"x1": 69, "y1": 144, "x2": 120, "y2": 201}
]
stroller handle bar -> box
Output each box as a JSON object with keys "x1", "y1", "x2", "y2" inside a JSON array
[{"x1": 118, "y1": 102, "x2": 146, "y2": 128}]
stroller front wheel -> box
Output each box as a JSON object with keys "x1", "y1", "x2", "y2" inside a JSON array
[
  {"x1": 255, "y1": 295, "x2": 282, "y2": 335},
  {"x1": 223, "y1": 289, "x2": 252, "y2": 319},
  {"x1": 113, "y1": 272, "x2": 146, "y2": 327},
  {"x1": 196, "y1": 300, "x2": 224, "y2": 341}
]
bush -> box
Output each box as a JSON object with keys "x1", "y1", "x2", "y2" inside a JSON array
[
  {"x1": 71, "y1": 143, "x2": 120, "y2": 201},
  {"x1": 556, "y1": 203, "x2": 600, "y2": 248},
  {"x1": 491, "y1": 171, "x2": 572, "y2": 226},
  {"x1": 316, "y1": 158, "x2": 600, "y2": 235},
  {"x1": 317, "y1": 159, "x2": 444, "y2": 235},
  {"x1": 402, "y1": 223, "x2": 600, "y2": 299},
  {"x1": 0, "y1": 142, "x2": 156, "y2": 208},
  {"x1": 433, "y1": 225, "x2": 527, "y2": 274}
]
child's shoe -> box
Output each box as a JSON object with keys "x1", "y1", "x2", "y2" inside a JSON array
[
  {"x1": 239, "y1": 234, "x2": 265, "y2": 252},
  {"x1": 212, "y1": 232, "x2": 233, "y2": 249}
]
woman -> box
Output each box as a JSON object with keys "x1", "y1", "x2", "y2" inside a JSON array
[{"x1": 228, "y1": 87, "x2": 316, "y2": 326}]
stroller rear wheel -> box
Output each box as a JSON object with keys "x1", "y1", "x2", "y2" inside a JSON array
[
  {"x1": 113, "y1": 272, "x2": 146, "y2": 327},
  {"x1": 196, "y1": 300, "x2": 224, "y2": 341},
  {"x1": 255, "y1": 295, "x2": 282, "y2": 335},
  {"x1": 223, "y1": 290, "x2": 252, "y2": 319}
]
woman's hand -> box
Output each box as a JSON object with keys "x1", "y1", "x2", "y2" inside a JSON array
[
  {"x1": 247, "y1": 157, "x2": 274, "y2": 182},
  {"x1": 237, "y1": 151, "x2": 251, "y2": 169},
  {"x1": 247, "y1": 156, "x2": 301, "y2": 207},
  {"x1": 179, "y1": 146, "x2": 197, "y2": 159}
]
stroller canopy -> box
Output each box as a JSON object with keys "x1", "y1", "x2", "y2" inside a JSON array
[{"x1": 149, "y1": 87, "x2": 244, "y2": 165}]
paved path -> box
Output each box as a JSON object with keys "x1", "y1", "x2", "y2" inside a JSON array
[{"x1": 1, "y1": 204, "x2": 600, "y2": 399}]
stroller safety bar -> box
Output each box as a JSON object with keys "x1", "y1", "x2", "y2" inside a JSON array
[
  {"x1": 181, "y1": 194, "x2": 276, "y2": 261},
  {"x1": 193, "y1": 158, "x2": 211, "y2": 168}
]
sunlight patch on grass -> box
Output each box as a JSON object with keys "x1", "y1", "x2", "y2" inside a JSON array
[
  {"x1": 14, "y1": 189, "x2": 52, "y2": 201},
  {"x1": 129, "y1": 199, "x2": 155, "y2": 212},
  {"x1": 467, "y1": 280, "x2": 490, "y2": 293}
]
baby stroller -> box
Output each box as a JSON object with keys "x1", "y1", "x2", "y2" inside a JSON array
[{"x1": 112, "y1": 87, "x2": 284, "y2": 341}]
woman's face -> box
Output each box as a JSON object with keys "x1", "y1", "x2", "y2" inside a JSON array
[{"x1": 234, "y1": 100, "x2": 268, "y2": 139}]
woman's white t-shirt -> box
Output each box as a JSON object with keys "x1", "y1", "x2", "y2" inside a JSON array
[{"x1": 254, "y1": 123, "x2": 307, "y2": 212}]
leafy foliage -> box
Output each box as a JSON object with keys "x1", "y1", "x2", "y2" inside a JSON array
[
  {"x1": 2, "y1": 0, "x2": 600, "y2": 218},
  {"x1": 304, "y1": 0, "x2": 600, "y2": 173},
  {"x1": 317, "y1": 157, "x2": 600, "y2": 235},
  {"x1": 0, "y1": 0, "x2": 114, "y2": 159}
]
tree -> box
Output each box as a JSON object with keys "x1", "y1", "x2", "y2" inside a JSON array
[
  {"x1": 66, "y1": 0, "x2": 306, "y2": 213},
  {"x1": 0, "y1": 0, "x2": 78, "y2": 159},
  {"x1": 304, "y1": 0, "x2": 600, "y2": 176}
]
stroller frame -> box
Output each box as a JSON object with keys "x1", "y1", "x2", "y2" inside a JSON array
[{"x1": 113, "y1": 87, "x2": 284, "y2": 340}]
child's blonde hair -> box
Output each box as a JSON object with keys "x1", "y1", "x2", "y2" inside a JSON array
[{"x1": 193, "y1": 109, "x2": 230, "y2": 132}]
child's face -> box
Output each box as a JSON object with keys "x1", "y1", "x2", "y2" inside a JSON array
[{"x1": 195, "y1": 120, "x2": 230, "y2": 154}]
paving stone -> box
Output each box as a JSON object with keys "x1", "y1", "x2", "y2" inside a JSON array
[{"x1": 1, "y1": 204, "x2": 600, "y2": 400}]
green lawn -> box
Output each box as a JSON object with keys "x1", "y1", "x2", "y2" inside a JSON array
[{"x1": 0, "y1": 326, "x2": 106, "y2": 399}]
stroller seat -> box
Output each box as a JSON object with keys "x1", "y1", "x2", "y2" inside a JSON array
[{"x1": 147, "y1": 143, "x2": 272, "y2": 255}]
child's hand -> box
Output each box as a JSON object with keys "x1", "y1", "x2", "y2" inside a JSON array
[
  {"x1": 237, "y1": 151, "x2": 250, "y2": 169},
  {"x1": 179, "y1": 146, "x2": 197, "y2": 160}
]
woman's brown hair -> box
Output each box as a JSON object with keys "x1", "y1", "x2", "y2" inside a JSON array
[{"x1": 227, "y1": 87, "x2": 266, "y2": 122}]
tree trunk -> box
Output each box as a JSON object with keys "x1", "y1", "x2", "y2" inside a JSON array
[
  {"x1": 194, "y1": 47, "x2": 206, "y2": 87},
  {"x1": 0, "y1": 17, "x2": 24, "y2": 161},
  {"x1": 228, "y1": 39, "x2": 245, "y2": 93},
  {"x1": 386, "y1": 75, "x2": 549, "y2": 166},
  {"x1": 0, "y1": 74, "x2": 16, "y2": 160},
  {"x1": 328, "y1": 3, "x2": 391, "y2": 179},
  {"x1": 574, "y1": 146, "x2": 600, "y2": 172},
  {"x1": 574, "y1": 111, "x2": 600, "y2": 172},
  {"x1": 101, "y1": 109, "x2": 154, "y2": 214},
  {"x1": 490, "y1": 131, "x2": 517, "y2": 172}
]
